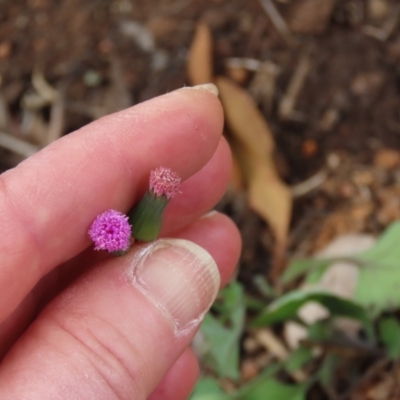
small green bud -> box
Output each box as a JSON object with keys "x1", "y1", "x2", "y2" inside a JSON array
[{"x1": 129, "y1": 167, "x2": 181, "y2": 242}]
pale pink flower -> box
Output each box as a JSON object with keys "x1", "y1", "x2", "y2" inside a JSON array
[{"x1": 149, "y1": 166, "x2": 181, "y2": 200}]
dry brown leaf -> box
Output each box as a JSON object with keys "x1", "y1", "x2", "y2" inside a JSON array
[
  {"x1": 230, "y1": 149, "x2": 244, "y2": 190},
  {"x1": 187, "y1": 24, "x2": 244, "y2": 189},
  {"x1": 216, "y1": 76, "x2": 292, "y2": 274},
  {"x1": 187, "y1": 22, "x2": 213, "y2": 85}
]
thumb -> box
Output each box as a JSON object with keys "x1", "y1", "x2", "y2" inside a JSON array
[{"x1": 0, "y1": 239, "x2": 220, "y2": 399}]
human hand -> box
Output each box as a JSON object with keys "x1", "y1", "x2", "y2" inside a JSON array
[{"x1": 0, "y1": 84, "x2": 241, "y2": 399}]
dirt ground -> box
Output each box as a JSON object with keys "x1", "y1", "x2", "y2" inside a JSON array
[{"x1": 2, "y1": 0, "x2": 400, "y2": 397}]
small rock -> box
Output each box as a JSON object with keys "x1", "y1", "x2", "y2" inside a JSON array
[
  {"x1": 315, "y1": 233, "x2": 375, "y2": 258},
  {"x1": 284, "y1": 321, "x2": 308, "y2": 350},
  {"x1": 298, "y1": 301, "x2": 330, "y2": 324}
]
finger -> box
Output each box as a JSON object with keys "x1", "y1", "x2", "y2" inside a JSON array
[
  {"x1": 0, "y1": 212, "x2": 240, "y2": 361},
  {"x1": 0, "y1": 85, "x2": 224, "y2": 323},
  {"x1": 0, "y1": 236, "x2": 237, "y2": 398},
  {"x1": 161, "y1": 137, "x2": 232, "y2": 235},
  {"x1": 148, "y1": 348, "x2": 199, "y2": 400},
  {"x1": 171, "y1": 212, "x2": 242, "y2": 287}
]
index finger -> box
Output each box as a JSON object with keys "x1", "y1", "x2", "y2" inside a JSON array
[{"x1": 0, "y1": 85, "x2": 224, "y2": 323}]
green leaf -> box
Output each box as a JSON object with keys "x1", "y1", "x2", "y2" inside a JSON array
[
  {"x1": 354, "y1": 222, "x2": 400, "y2": 317},
  {"x1": 281, "y1": 258, "x2": 331, "y2": 285},
  {"x1": 236, "y1": 378, "x2": 307, "y2": 400},
  {"x1": 244, "y1": 294, "x2": 267, "y2": 312},
  {"x1": 253, "y1": 274, "x2": 276, "y2": 297},
  {"x1": 190, "y1": 378, "x2": 231, "y2": 400},
  {"x1": 233, "y1": 363, "x2": 281, "y2": 398},
  {"x1": 200, "y1": 282, "x2": 245, "y2": 380},
  {"x1": 379, "y1": 317, "x2": 400, "y2": 360},
  {"x1": 318, "y1": 354, "x2": 339, "y2": 387},
  {"x1": 252, "y1": 289, "x2": 373, "y2": 338},
  {"x1": 307, "y1": 320, "x2": 333, "y2": 342},
  {"x1": 282, "y1": 222, "x2": 400, "y2": 320},
  {"x1": 284, "y1": 346, "x2": 314, "y2": 374}
]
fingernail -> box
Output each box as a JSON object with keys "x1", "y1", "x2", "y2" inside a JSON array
[
  {"x1": 188, "y1": 83, "x2": 219, "y2": 96},
  {"x1": 129, "y1": 239, "x2": 220, "y2": 334},
  {"x1": 201, "y1": 210, "x2": 219, "y2": 219}
]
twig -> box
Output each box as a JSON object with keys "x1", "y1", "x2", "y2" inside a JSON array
[
  {"x1": 362, "y1": 5, "x2": 400, "y2": 41},
  {"x1": 278, "y1": 47, "x2": 312, "y2": 120},
  {"x1": 258, "y1": 0, "x2": 295, "y2": 45},
  {"x1": 302, "y1": 338, "x2": 383, "y2": 358},
  {"x1": 0, "y1": 90, "x2": 10, "y2": 131},
  {"x1": 291, "y1": 169, "x2": 328, "y2": 198},
  {"x1": 225, "y1": 57, "x2": 263, "y2": 71},
  {"x1": 0, "y1": 131, "x2": 39, "y2": 158},
  {"x1": 46, "y1": 92, "x2": 65, "y2": 145},
  {"x1": 32, "y1": 68, "x2": 59, "y2": 103},
  {"x1": 249, "y1": 61, "x2": 280, "y2": 114}
]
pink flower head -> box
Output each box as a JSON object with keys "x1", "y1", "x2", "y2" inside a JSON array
[
  {"x1": 149, "y1": 167, "x2": 181, "y2": 200},
  {"x1": 88, "y1": 209, "x2": 131, "y2": 252}
]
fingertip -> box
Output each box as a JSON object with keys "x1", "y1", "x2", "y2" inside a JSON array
[
  {"x1": 162, "y1": 137, "x2": 232, "y2": 233},
  {"x1": 171, "y1": 85, "x2": 224, "y2": 132}
]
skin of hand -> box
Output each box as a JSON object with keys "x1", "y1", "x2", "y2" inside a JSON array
[{"x1": 0, "y1": 84, "x2": 241, "y2": 400}]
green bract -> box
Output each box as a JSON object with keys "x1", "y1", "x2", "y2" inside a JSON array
[{"x1": 129, "y1": 191, "x2": 169, "y2": 241}]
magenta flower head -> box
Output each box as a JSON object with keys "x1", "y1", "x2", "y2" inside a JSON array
[
  {"x1": 129, "y1": 167, "x2": 181, "y2": 242},
  {"x1": 88, "y1": 209, "x2": 132, "y2": 254}
]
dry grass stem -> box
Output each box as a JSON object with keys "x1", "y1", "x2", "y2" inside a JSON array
[
  {"x1": 254, "y1": 328, "x2": 307, "y2": 382},
  {"x1": 0, "y1": 131, "x2": 39, "y2": 158},
  {"x1": 258, "y1": 0, "x2": 295, "y2": 45},
  {"x1": 32, "y1": 69, "x2": 59, "y2": 103},
  {"x1": 278, "y1": 48, "x2": 312, "y2": 120},
  {"x1": 46, "y1": 93, "x2": 65, "y2": 145},
  {"x1": 225, "y1": 57, "x2": 263, "y2": 71},
  {"x1": 248, "y1": 61, "x2": 280, "y2": 114},
  {"x1": 362, "y1": 5, "x2": 400, "y2": 41},
  {"x1": 291, "y1": 169, "x2": 328, "y2": 198}
]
